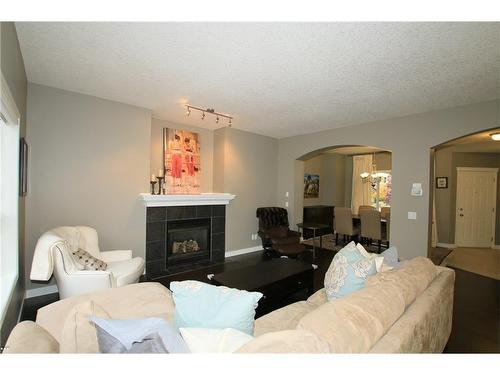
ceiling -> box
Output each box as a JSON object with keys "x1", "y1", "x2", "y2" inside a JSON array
[{"x1": 15, "y1": 22, "x2": 500, "y2": 139}]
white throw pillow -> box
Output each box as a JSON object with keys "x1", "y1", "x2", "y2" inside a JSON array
[
  {"x1": 179, "y1": 327, "x2": 254, "y2": 353},
  {"x1": 356, "y1": 243, "x2": 393, "y2": 272}
]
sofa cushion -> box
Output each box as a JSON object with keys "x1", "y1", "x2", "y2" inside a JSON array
[
  {"x1": 297, "y1": 281, "x2": 406, "y2": 353},
  {"x1": 254, "y1": 301, "x2": 316, "y2": 337},
  {"x1": 305, "y1": 288, "x2": 327, "y2": 307},
  {"x1": 170, "y1": 280, "x2": 262, "y2": 335},
  {"x1": 60, "y1": 300, "x2": 110, "y2": 353},
  {"x1": 365, "y1": 256, "x2": 437, "y2": 307},
  {"x1": 324, "y1": 241, "x2": 377, "y2": 300},
  {"x1": 236, "y1": 329, "x2": 330, "y2": 353},
  {"x1": 4, "y1": 321, "x2": 59, "y2": 354},
  {"x1": 36, "y1": 282, "x2": 174, "y2": 343}
]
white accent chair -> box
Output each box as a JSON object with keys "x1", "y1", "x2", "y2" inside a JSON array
[{"x1": 30, "y1": 226, "x2": 145, "y2": 299}]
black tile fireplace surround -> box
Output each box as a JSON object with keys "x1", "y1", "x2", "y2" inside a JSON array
[{"x1": 146, "y1": 205, "x2": 226, "y2": 278}]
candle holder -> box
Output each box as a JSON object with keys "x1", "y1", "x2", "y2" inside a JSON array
[
  {"x1": 156, "y1": 176, "x2": 164, "y2": 195},
  {"x1": 150, "y1": 180, "x2": 158, "y2": 195}
]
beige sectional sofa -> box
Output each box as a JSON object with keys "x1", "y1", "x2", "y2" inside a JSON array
[{"x1": 4, "y1": 256, "x2": 454, "y2": 353}]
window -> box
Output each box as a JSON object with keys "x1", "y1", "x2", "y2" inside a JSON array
[
  {"x1": 0, "y1": 73, "x2": 20, "y2": 325},
  {"x1": 369, "y1": 172, "x2": 392, "y2": 210}
]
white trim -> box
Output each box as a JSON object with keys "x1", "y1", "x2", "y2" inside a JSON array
[
  {"x1": 436, "y1": 242, "x2": 456, "y2": 249},
  {"x1": 456, "y1": 167, "x2": 499, "y2": 173},
  {"x1": 492, "y1": 245, "x2": 500, "y2": 250},
  {"x1": 140, "y1": 193, "x2": 236, "y2": 207},
  {"x1": 25, "y1": 285, "x2": 59, "y2": 299},
  {"x1": 225, "y1": 246, "x2": 263, "y2": 258}
]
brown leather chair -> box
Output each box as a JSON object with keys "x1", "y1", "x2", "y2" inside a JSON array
[{"x1": 256, "y1": 207, "x2": 306, "y2": 257}]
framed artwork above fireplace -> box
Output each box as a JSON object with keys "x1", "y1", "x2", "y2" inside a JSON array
[{"x1": 163, "y1": 128, "x2": 201, "y2": 194}]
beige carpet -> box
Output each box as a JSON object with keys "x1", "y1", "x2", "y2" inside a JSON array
[{"x1": 442, "y1": 247, "x2": 500, "y2": 281}]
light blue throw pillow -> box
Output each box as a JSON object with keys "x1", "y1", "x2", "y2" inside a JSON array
[
  {"x1": 324, "y1": 241, "x2": 377, "y2": 300},
  {"x1": 380, "y1": 246, "x2": 405, "y2": 268},
  {"x1": 170, "y1": 280, "x2": 263, "y2": 336}
]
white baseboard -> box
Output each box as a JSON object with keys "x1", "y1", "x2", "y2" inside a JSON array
[
  {"x1": 436, "y1": 243, "x2": 456, "y2": 249},
  {"x1": 492, "y1": 244, "x2": 500, "y2": 250},
  {"x1": 225, "y1": 246, "x2": 263, "y2": 258},
  {"x1": 25, "y1": 285, "x2": 58, "y2": 299}
]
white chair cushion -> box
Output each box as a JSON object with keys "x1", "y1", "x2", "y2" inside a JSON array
[{"x1": 106, "y1": 257, "x2": 145, "y2": 287}]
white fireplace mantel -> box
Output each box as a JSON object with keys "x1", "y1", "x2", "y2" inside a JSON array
[{"x1": 140, "y1": 193, "x2": 236, "y2": 207}]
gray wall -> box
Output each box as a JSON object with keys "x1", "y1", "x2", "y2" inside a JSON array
[
  {"x1": 278, "y1": 100, "x2": 499, "y2": 260},
  {"x1": 25, "y1": 83, "x2": 151, "y2": 291},
  {"x1": 150, "y1": 118, "x2": 214, "y2": 192},
  {"x1": 0, "y1": 22, "x2": 27, "y2": 346},
  {"x1": 214, "y1": 127, "x2": 278, "y2": 251},
  {"x1": 435, "y1": 148, "x2": 500, "y2": 245},
  {"x1": 302, "y1": 153, "x2": 348, "y2": 207}
]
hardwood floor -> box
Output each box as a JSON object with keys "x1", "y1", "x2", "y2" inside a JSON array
[{"x1": 20, "y1": 245, "x2": 499, "y2": 353}]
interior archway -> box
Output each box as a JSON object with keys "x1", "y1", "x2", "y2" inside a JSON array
[
  {"x1": 428, "y1": 127, "x2": 500, "y2": 268},
  {"x1": 294, "y1": 144, "x2": 392, "y2": 252}
]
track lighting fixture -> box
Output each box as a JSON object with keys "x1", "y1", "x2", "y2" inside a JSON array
[{"x1": 185, "y1": 105, "x2": 233, "y2": 127}]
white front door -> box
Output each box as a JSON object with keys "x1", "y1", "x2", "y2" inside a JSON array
[{"x1": 455, "y1": 168, "x2": 498, "y2": 247}]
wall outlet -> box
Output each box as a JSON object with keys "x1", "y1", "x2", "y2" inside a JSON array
[
  {"x1": 251, "y1": 234, "x2": 258, "y2": 240},
  {"x1": 285, "y1": 201, "x2": 289, "y2": 207},
  {"x1": 408, "y1": 212, "x2": 417, "y2": 220}
]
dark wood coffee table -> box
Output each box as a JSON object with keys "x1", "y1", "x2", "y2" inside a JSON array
[{"x1": 211, "y1": 258, "x2": 314, "y2": 317}]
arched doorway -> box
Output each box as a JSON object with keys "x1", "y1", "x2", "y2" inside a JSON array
[{"x1": 295, "y1": 145, "x2": 392, "y2": 253}]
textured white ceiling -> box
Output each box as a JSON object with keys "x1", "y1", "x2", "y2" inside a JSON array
[{"x1": 15, "y1": 22, "x2": 500, "y2": 138}]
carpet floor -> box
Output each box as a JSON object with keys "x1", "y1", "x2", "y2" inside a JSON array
[{"x1": 442, "y1": 247, "x2": 500, "y2": 281}]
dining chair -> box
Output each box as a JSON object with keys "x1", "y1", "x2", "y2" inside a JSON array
[
  {"x1": 360, "y1": 209, "x2": 387, "y2": 253},
  {"x1": 334, "y1": 207, "x2": 359, "y2": 245},
  {"x1": 381, "y1": 207, "x2": 391, "y2": 219},
  {"x1": 358, "y1": 205, "x2": 375, "y2": 215},
  {"x1": 385, "y1": 212, "x2": 390, "y2": 246}
]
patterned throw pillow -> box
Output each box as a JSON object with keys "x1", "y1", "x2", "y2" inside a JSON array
[
  {"x1": 71, "y1": 248, "x2": 107, "y2": 271},
  {"x1": 324, "y1": 241, "x2": 376, "y2": 300}
]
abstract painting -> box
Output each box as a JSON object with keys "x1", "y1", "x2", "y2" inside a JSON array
[{"x1": 163, "y1": 128, "x2": 201, "y2": 194}]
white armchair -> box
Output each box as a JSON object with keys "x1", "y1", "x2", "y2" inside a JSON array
[{"x1": 30, "y1": 226, "x2": 145, "y2": 299}]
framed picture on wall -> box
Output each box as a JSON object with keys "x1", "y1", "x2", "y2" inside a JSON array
[
  {"x1": 162, "y1": 128, "x2": 201, "y2": 194},
  {"x1": 436, "y1": 177, "x2": 448, "y2": 189},
  {"x1": 304, "y1": 173, "x2": 320, "y2": 198},
  {"x1": 20, "y1": 137, "x2": 28, "y2": 196}
]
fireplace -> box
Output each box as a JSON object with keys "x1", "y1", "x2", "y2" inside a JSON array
[
  {"x1": 166, "y1": 218, "x2": 211, "y2": 267},
  {"x1": 145, "y1": 203, "x2": 228, "y2": 278}
]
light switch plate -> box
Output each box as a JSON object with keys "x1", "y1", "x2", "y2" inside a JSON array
[
  {"x1": 411, "y1": 183, "x2": 423, "y2": 196},
  {"x1": 408, "y1": 212, "x2": 417, "y2": 220},
  {"x1": 285, "y1": 201, "x2": 289, "y2": 207},
  {"x1": 285, "y1": 191, "x2": 289, "y2": 197}
]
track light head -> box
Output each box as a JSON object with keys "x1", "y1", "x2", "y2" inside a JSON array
[
  {"x1": 216, "y1": 116, "x2": 219, "y2": 124},
  {"x1": 201, "y1": 111, "x2": 205, "y2": 120},
  {"x1": 228, "y1": 118, "x2": 232, "y2": 127},
  {"x1": 186, "y1": 107, "x2": 191, "y2": 116}
]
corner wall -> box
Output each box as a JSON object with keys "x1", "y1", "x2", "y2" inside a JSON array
[
  {"x1": 25, "y1": 83, "x2": 151, "y2": 292},
  {"x1": 214, "y1": 127, "x2": 278, "y2": 251},
  {"x1": 278, "y1": 100, "x2": 499, "y2": 260}
]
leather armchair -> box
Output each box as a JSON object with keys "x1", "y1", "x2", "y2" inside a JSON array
[
  {"x1": 30, "y1": 226, "x2": 145, "y2": 299},
  {"x1": 256, "y1": 207, "x2": 304, "y2": 256}
]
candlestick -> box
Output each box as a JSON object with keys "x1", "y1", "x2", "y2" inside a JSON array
[
  {"x1": 158, "y1": 169, "x2": 164, "y2": 178},
  {"x1": 150, "y1": 180, "x2": 157, "y2": 195},
  {"x1": 156, "y1": 176, "x2": 164, "y2": 195},
  {"x1": 151, "y1": 174, "x2": 156, "y2": 182}
]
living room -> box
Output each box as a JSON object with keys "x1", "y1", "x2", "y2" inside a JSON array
[{"x1": 1, "y1": 1, "x2": 499, "y2": 370}]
